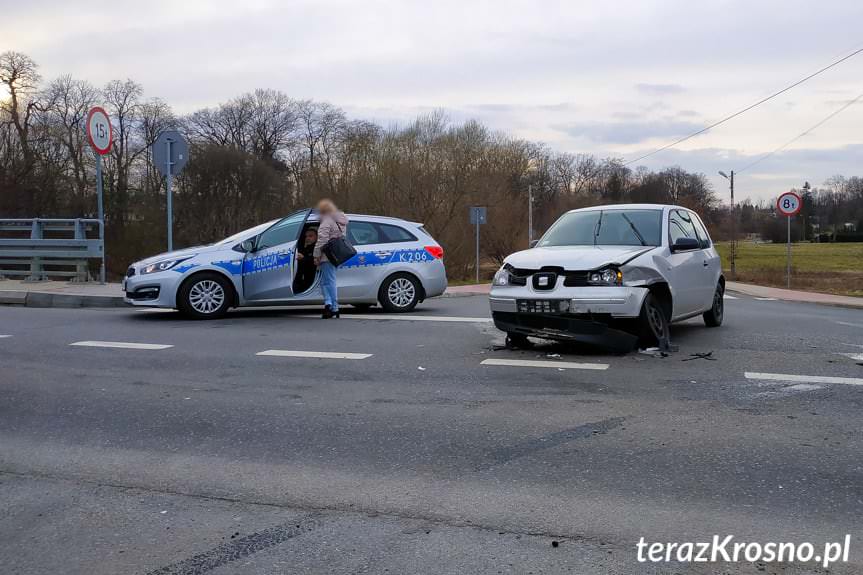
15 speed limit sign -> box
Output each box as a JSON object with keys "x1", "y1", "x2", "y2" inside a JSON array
[
  {"x1": 776, "y1": 191, "x2": 802, "y2": 216},
  {"x1": 86, "y1": 107, "x2": 113, "y2": 155}
]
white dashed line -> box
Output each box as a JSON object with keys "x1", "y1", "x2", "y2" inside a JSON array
[
  {"x1": 70, "y1": 340, "x2": 173, "y2": 350},
  {"x1": 0, "y1": 334, "x2": 11, "y2": 338},
  {"x1": 755, "y1": 297, "x2": 777, "y2": 301},
  {"x1": 744, "y1": 372, "x2": 863, "y2": 386},
  {"x1": 257, "y1": 350, "x2": 372, "y2": 360},
  {"x1": 301, "y1": 314, "x2": 492, "y2": 323},
  {"x1": 836, "y1": 321, "x2": 863, "y2": 329},
  {"x1": 723, "y1": 294, "x2": 737, "y2": 300},
  {"x1": 481, "y1": 358, "x2": 609, "y2": 371}
]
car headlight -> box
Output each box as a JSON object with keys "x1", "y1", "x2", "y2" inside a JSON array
[
  {"x1": 141, "y1": 257, "x2": 191, "y2": 275},
  {"x1": 493, "y1": 265, "x2": 512, "y2": 286},
  {"x1": 588, "y1": 267, "x2": 622, "y2": 286}
]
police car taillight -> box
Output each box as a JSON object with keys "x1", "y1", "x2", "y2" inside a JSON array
[{"x1": 424, "y1": 246, "x2": 444, "y2": 259}]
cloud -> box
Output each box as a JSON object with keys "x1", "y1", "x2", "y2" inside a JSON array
[
  {"x1": 558, "y1": 119, "x2": 704, "y2": 145},
  {"x1": 635, "y1": 83, "x2": 686, "y2": 95}
]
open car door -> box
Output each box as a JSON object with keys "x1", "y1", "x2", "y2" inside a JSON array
[{"x1": 242, "y1": 210, "x2": 311, "y2": 302}]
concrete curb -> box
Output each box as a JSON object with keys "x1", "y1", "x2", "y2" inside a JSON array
[{"x1": 0, "y1": 290, "x2": 127, "y2": 309}]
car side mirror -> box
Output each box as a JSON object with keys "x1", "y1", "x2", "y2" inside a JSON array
[
  {"x1": 529, "y1": 239, "x2": 539, "y2": 248},
  {"x1": 671, "y1": 237, "x2": 700, "y2": 252},
  {"x1": 238, "y1": 239, "x2": 255, "y2": 253}
]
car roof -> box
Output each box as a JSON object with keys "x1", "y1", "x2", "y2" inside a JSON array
[
  {"x1": 566, "y1": 203, "x2": 689, "y2": 214},
  {"x1": 305, "y1": 211, "x2": 422, "y2": 227}
]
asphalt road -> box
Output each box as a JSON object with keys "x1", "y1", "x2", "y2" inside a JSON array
[{"x1": 1, "y1": 294, "x2": 862, "y2": 574}]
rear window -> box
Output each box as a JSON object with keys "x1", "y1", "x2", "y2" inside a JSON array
[{"x1": 348, "y1": 221, "x2": 417, "y2": 246}]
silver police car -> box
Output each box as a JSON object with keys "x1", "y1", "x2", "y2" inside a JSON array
[{"x1": 123, "y1": 209, "x2": 447, "y2": 318}]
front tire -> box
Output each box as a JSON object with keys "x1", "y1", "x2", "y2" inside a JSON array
[
  {"x1": 703, "y1": 282, "x2": 724, "y2": 327},
  {"x1": 177, "y1": 272, "x2": 233, "y2": 319},
  {"x1": 638, "y1": 293, "x2": 670, "y2": 347},
  {"x1": 378, "y1": 273, "x2": 420, "y2": 312}
]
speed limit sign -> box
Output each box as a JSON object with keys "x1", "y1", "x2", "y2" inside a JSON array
[
  {"x1": 776, "y1": 191, "x2": 802, "y2": 216},
  {"x1": 86, "y1": 107, "x2": 113, "y2": 155}
]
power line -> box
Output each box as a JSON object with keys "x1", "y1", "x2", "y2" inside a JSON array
[
  {"x1": 623, "y1": 45, "x2": 863, "y2": 166},
  {"x1": 737, "y1": 90, "x2": 863, "y2": 173}
]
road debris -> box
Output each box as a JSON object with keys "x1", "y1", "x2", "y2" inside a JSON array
[{"x1": 682, "y1": 352, "x2": 716, "y2": 362}]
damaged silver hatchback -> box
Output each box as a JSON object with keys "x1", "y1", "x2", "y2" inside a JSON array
[{"x1": 489, "y1": 204, "x2": 725, "y2": 351}]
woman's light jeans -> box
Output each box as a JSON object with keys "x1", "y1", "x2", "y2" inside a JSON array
[{"x1": 320, "y1": 261, "x2": 338, "y2": 311}]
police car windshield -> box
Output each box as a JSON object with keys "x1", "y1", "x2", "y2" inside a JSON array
[
  {"x1": 213, "y1": 221, "x2": 276, "y2": 246},
  {"x1": 538, "y1": 209, "x2": 662, "y2": 247}
]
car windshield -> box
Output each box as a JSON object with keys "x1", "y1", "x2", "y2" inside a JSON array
[
  {"x1": 538, "y1": 209, "x2": 662, "y2": 247},
  {"x1": 213, "y1": 221, "x2": 277, "y2": 246}
]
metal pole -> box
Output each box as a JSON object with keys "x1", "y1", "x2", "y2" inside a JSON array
[
  {"x1": 475, "y1": 220, "x2": 480, "y2": 284},
  {"x1": 96, "y1": 156, "x2": 106, "y2": 283},
  {"x1": 166, "y1": 139, "x2": 173, "y2": 252},
  {"x1": 730, "y1": 170, "x2": 736, "y2": 279},
  {"x1": 528, "y1": 184, "x2": 533, "y2": 246},
  {"x1": 786, "y1": 215, "x2": 791, "y2": 289}
]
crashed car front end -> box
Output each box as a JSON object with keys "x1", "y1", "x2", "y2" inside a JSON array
[{"x1": 489, "y1": 262, "x2": 652, "y2": 351}]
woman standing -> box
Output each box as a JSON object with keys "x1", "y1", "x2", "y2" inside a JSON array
[{"x1": 313, "y1": 199, "x2": 349, "y2": 319}]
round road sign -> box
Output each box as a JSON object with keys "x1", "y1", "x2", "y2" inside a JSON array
[
  {"x1": 86, "y1": 107, "x2": 113, "y2": 155},
  {"x1": 776, "y1": 191, "x2": 802, "y2": 217}
]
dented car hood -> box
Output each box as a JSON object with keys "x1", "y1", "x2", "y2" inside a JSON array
[{"x1": 504, "y1": 245, "x2": 657, "y2": 271}]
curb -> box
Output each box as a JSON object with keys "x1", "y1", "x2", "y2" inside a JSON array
[{"x1": 0, "y1": 290, "x2": 127, "y2": 309}]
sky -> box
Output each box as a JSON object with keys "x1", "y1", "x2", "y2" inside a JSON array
[{"x1": 2, "y1": 0, "x2": 862, "y2": 203}]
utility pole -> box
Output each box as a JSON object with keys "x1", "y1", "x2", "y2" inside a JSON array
[
  {"x1": 719, "y1": 170, "x2": 736, "y2": 279},
  {"x1": 528, "y1": 184, "x2": 534, "y2": 247}
]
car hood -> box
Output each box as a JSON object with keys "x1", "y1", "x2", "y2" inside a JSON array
[
  {"x1": 135, "y1": 244, "x2": 218, "y2": 267},
  {"x1": 504, "y1": 245, "x2": 657, "y2": 270}
]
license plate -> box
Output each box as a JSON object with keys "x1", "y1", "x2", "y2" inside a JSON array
[{"x1": 517, "y1": 299, "x2": 564, "y2": 314}]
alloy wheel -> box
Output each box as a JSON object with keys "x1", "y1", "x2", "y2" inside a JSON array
[
  {"x1": 188, "y1": 280, "x2": 225, "y2": 314},
  {"x1": 387, "y1": 278, "x2": 415, "y2": 308}
]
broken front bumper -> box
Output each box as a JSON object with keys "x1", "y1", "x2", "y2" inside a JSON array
[{"x1": 489, "y1": 285, "x2": 649, "y2": 351}]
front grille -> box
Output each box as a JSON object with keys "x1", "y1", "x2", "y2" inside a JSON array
[
  {"x1": 126, "y1": 266, "x2": 136, "y2": 277},
  {"x1": 562, "y1": 271, "x2": 590, "y2": 287}
]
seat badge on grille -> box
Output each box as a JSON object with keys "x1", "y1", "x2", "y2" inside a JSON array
[{"x1": 537, "y1": 276, "x2": 549, "y2": 287}]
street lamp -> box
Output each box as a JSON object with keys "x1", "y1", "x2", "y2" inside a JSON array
[{"x1": 719, "y1": 170, "x2": 736, "y2": 279}]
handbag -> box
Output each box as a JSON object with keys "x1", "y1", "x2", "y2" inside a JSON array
[{"x1": 322, "y1": 222, "x2": 357, "y2": 267}]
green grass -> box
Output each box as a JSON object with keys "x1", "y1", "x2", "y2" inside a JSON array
[{"x1": 715, "y1": 241, "x2": 863, "y2": 297}]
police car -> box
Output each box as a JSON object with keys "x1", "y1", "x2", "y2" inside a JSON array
[{"x1": 123, "y1": 209, "x2": 447, "y2": 318}]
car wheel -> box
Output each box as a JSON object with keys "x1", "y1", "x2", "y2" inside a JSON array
[
  {"x1": 703, "y1": 282, "x2": 724, "y2": 327},
  {"x1": 378, "y1": 273, "x2": 420, "y2": 312},
  {"x1": 178, "y1": 272, "x2": 233, "y2": 319},
  {"x1": 637, "y1": 293, "x2": 669, "y2": 347}
]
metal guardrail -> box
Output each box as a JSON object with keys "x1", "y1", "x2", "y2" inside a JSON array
[{"x1": 0, "y1": 218, "x2": 104, "y2": 282}]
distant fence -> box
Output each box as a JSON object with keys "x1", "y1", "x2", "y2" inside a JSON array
[{"x1": 0, "y1": 219, "x2": 104, "y2": 282}]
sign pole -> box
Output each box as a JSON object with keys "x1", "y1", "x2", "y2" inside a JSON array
[
  {"x1": 776, "y1": 190, "x2": 801, "y2": 290},
  {"x1": 475, "y1": 219, "x2": 480, "y2": 284},
  {"x1": 786, "y1": 215, "x2": 791, "y2": 289},
  {"x1": 96, "y1": 157, "x2": 105, "y2": 283},
  {"x1": 86, "y1": 106, "x2": 112, "y2": 284},
  {"x1": 166, "y1": 139, "x2": 173, "y2": 252}
]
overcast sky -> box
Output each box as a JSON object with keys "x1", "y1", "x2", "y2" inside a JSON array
[{"x1": 3, "y1": 0, "x2": 862, "y2": 203}]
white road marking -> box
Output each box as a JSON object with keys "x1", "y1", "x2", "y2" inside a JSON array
[
  {"x1": 481, "y1": 358, "x2": 609, "y2": 371},
  {"x1": 723, "y1": 294, "x2": 737, "y2": 299},
  {"x1": 0, "y1": 334, "x2": 11, "y2": 338},
  {"x1": 838, "y1": 352, "x2": 863, "y2": 361},
  {"x1": 745, "y1": 371, "x2": 863, "y2": 386},
  {"x1": 70, "y1": 340, "x2": 173, "y2": 350},
  {"x1": 257, "y1": 350, "x2": 372, "y2": 360},
  {"x1": 836, "y1": 321, "x2": 863, "y2": 329},
  {"x1": 300, "y1": 314, "x2": 492, "y2": 323},
  {"x1": 755, "y1": 297, "x2": 777, "y2": 301}
]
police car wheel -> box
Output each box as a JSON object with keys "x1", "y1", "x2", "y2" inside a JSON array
[
  {"x1": 178, "y1": 272, "x2": 232, "y2": 319},
  {"x1": 379, "y1": 273, "x2": 420, "y2": 313}
]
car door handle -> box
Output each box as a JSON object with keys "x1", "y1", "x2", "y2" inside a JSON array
[{"x1": 702, "y1": 261, "x2": 709, "y2": 267}]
